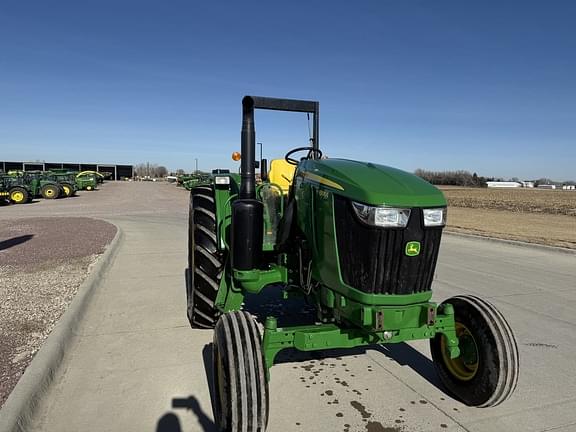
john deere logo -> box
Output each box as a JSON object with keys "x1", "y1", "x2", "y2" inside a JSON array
[{"x1": 405, "y1": 241, "x2": 421, "y2": 257}]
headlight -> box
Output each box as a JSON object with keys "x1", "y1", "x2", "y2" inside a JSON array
[
  {"x1": 423, "y1": 208, "x2": 447, "y2": 227},
  {"x1": 352, "y1": 202, "x2": 411, "y2": 228},
  {"x1": 214, "y1": 176, "x2": 230, "y2": 185}
]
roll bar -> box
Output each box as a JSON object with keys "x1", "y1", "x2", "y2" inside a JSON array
[{"x1": 240, "y1": 95, "x2": 319, "y2": 199}]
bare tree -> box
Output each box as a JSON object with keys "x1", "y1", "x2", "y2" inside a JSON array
[
  {"x1": 134, "y1": 162, "x2": 169, "y2": 178},
  {"x1": 415, "y1": 169, "x2": 487, "y2": 187}
]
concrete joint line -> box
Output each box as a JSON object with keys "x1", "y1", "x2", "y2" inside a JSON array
[{"x1": 0, "y1": 224, "x2": 124, "y2": 432}]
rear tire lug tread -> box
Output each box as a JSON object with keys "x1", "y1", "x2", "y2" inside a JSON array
[{"x1": 187, "y1": 183, "x2": 226, "y2": 329}]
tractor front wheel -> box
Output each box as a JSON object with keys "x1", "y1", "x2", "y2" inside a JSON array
[
  {"x1": 430, "y1": 295, "x2": 519, "y2": 407},
  {"x1": 9, "y1": 187, "x2": 29, "y2": 204},
  {"x1": 41, "y1": 184, "x2": 59, "y2": 199},
  {"x1": 186, "y1": 185, "x2": 224, "y2": 329},
  {"x1": 213, "y1": 311, "x2": 269, "y2": 432}
]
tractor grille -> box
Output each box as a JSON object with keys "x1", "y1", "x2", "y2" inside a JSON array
[{"x1": 333, "y1": 195, "x2": 442, "y2": 295}]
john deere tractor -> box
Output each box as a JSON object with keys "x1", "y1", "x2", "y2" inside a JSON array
[
  {"x1": 9, "y1": 171, "x2": 62, "y2": 199},
  {"x1": 75, "y1": 171, "x2": 98, "y2": 191},
  {"x1": 185, "y1": 96, "x2": 518, "y2": 432},
  {"x1": 0, "y1": 175, "x2": 33, "y2": 204},
  {"x1": 183, "y1": 173, "x2": 211, "y2": 191},
  {"x1": 45, "y1": 172, "x2": 77, "y2": 197}
]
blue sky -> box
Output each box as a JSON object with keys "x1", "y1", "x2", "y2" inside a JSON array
[{"x1": 1, "y1": 1, "x2": 575, "y2": 180}]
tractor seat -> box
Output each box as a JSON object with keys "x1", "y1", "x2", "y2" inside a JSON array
[{"x1": 268, "y1": 159, "x2": 296, "y2": 194}]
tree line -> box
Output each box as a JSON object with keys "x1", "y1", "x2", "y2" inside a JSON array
[
  {"x1": 134, "y1": 163, "x2": 168, "y2": 178},
  {"x1": 415, "y1": 169, "x2": 576, "y2": 187},
  {"x1": 414, "y1": 169, "x2": 489, "y2": 187}
]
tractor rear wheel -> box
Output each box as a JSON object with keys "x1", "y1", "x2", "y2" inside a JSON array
[
  {"x1": 186, "y1": 185, "x2": 225, "y2": 329},
  {"x1": 61, "y1": 183, "x2": 75, "y2": 197},
  {"x1": 41, "y1": 184, "x2": 59, "y2": 199},
  {"x1": 213, "y1": 311, "x2": 269, "y2": 432},
  {"x1": 430, "y1": 295, "x2": 519, "y2": 407},
  {"x1": 9, "y1": 187, "x2": 29, "y2": 204}
]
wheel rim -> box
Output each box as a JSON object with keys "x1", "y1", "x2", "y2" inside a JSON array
[
  {"x1": 12, "y1": 191, "x2": 24, "y2": 202},
  {"x1": 441, "y1": 322, "x2": 479, "y2": 381},
  {"x1": 63, "y1": 185, "x2": 70, "y2": 195},
  {"x1": 46, "y1": 189, "x2": 55, "y2": 197}
]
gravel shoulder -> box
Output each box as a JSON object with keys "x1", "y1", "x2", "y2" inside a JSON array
[{"x1": 0, "y1": 217, "x2": 117, "y2": 407}]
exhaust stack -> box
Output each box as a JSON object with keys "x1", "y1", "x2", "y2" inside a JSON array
[{"x1": 232, "y1": 95, "x2": 319, "y2": 271}]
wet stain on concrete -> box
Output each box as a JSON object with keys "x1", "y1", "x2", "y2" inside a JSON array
[
  {"x1": 440, "y1": 424, "x2": 448, "y2": 428},
  {"x1": 419, "y1": 399, "x2": 428, "y2": 404},
  {"x1": 365, "y1": 421, "x2": 401, "y2": 432},
  {"x1": 351, "y1": 400, "x2": 372, "y2": 419}
]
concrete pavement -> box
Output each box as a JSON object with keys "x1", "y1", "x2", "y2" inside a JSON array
[{"x1": 4, "y1": 183, "x2": 575, "y2": 432}]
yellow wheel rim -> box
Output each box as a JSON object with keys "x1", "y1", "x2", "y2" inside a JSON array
[
  {"x1": 11, "y1": 191, "x2": 24, "y2": 202},
  {"x1": 46, "y1": 189, "x2": 55, "y2": 197},
  {"x1": 441, "y1": 322, "x2": 479, "y2": 381},
  {"x1": 63, "y1": 186, "x2": 70, "y2": 195}
]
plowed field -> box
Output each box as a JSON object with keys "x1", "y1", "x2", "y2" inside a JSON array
[{"x1": 441, "y1": 187, "x2": 576, "y2": 249}]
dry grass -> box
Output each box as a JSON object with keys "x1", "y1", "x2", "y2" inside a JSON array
[{"x1": 440, "y1": 187, "x2": 576, "y2": 249}]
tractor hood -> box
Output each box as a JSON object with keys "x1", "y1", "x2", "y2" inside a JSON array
[{"x1": 298, "y1": 159, "x2": 446, "y2": 208}]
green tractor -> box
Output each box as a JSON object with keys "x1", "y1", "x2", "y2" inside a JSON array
[
  {"x1": 185, "y1": 96, "x2": 519, "y2": 432},
  {"x1": 44, "y1": 171, "x2": 77, "y2": 197},
  {"x1": 75, "y1": 171, "x2": 98, "y2": 191},
  {"x1": 183, "y1": 173, "x2": 211, "y2": 191},
  {"x1": 0, "y1": 175, "x2": 33, "y2": 204},
  {"x1": 10, "y1": 171, "x2": 63, "y2": 199}
]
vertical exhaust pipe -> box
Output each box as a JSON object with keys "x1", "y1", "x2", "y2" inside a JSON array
[
  {"x1": 240, "y1": 96, "x2": 256, "y2": 199},
  {"x1": 232, "y1": 96, "x2": 263, "y2": 270}
]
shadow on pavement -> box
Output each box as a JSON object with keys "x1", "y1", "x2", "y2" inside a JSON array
[
  {"x1": 156, "y1": 413, "x2": 182, "y2": 432},
  {"x1": 202, "y1": 343, "x2": 216, "y2": 415},
  {"x1": 0, "y1": 234, "x2": 34, "y2": 251},
  {"x1": 172, "y1": 396, "x2": 218, "y2": 432},
  {"x1": 377, "y1": 342, "x2": 446, "y2": 392}
]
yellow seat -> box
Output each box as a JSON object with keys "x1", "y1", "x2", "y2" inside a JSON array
[{"x1": 268, "y1": 159, "x2": 296, "y2": 194}]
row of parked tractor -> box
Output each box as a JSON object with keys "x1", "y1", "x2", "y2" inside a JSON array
[
  {"x1": 174, "y1": 173, "x2": 212, "y2": 191},
  {"x1": 0, "y1": 169, "x2": 108, "y2": 205}
]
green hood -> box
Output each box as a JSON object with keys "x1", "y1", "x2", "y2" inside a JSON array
[{"x1": 298, "y1": 159, "x2": 446, "y2": 208}]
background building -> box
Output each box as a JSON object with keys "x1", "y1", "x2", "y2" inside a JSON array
[{"x1": 0, "y1": 161, "x2": 133, "y2": 180}]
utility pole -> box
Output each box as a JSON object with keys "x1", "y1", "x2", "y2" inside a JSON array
[
  {"x1": 195, "y1": 158, "x2": 198, "y2": 174},
  {"x1": 256, "y1": 142, "x2": 263, "y2": 162}
]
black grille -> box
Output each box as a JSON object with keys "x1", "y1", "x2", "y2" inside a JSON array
[{"x1": 334, "y1": 195, "x2": 442, "y2": 295}]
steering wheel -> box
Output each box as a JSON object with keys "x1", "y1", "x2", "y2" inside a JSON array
[{"x1": 285, "y1": 146, "x2": 323, "y2": 165}]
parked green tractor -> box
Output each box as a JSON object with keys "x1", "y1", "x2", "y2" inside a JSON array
[
  {"x1": 0, "y1": 175, "x2": 33, "y2": 204},
  {"x1": 185, "y1": 96, "x2": 519, "y2": 432},
  {"x1": 75, "y1": 171, "x2": 98, "y2": 191},
  {"x1": 9, "y1": 171, "x2": 63, "y2": 199},
  {"x1": 44, "y1": 172, "x2": 77, "y2": 197},
  {"x1": 183, "y1": 173, "x2": 211, "y2": 191}
]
